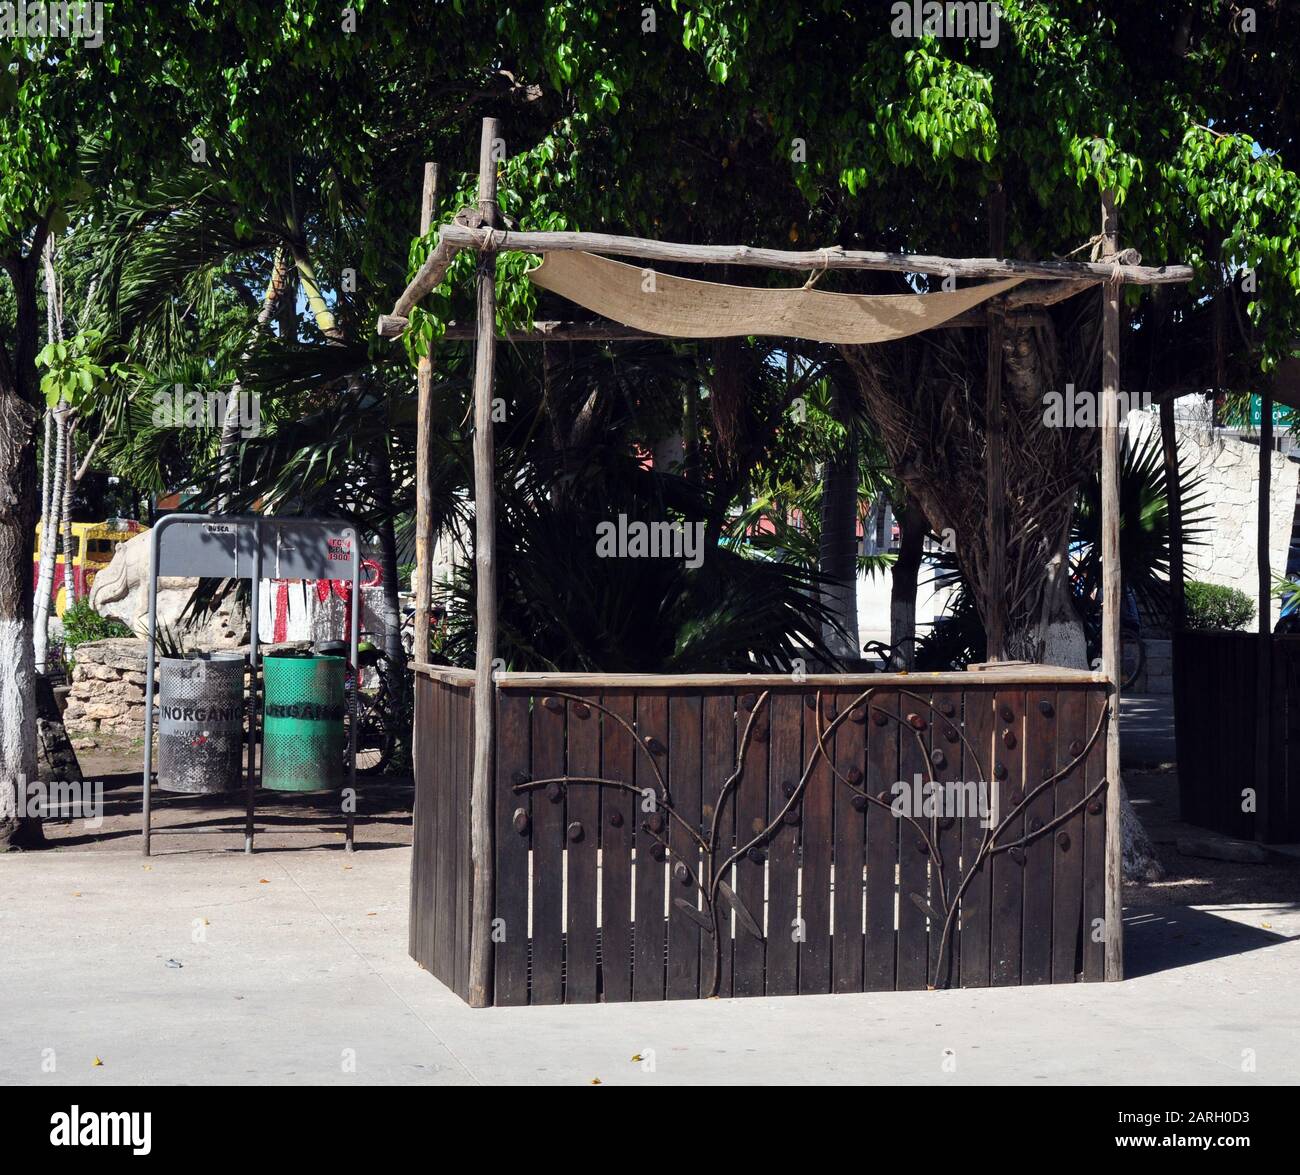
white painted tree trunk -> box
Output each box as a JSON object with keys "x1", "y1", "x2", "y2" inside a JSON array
[
  {"x1": 61, "y1": 419, "x2": 76, "y2": 608},
  {"x1": 32, "y1": 407, "x2": 66, "y2": 674}
]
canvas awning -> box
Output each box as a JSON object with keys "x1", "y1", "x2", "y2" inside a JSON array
[{"x1": 528, "y1": 250, "x2": 1025, "y2": 345}]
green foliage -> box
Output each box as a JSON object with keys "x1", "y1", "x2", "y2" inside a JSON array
[
  {"x1": 1185, "y1": 581, "x2": 1255, "y2": 632},
  {"x1": 59, "y1": 601, "x2": 131, "y2": 652}
]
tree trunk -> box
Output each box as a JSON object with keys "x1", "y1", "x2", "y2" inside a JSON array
[
  {"x1": 61, "y1": 418, "x2": 77, "y2": 608},
  {"x1": 219, "y1": 248, "x2": 290, "y2": 509},
  {"x1": 0, "y1": 245, "x2": 46, "y2": 849},
  {"x1": 1160, "y1": 395, "x2": 1184, "y2": 632},
  {"x1": 818, "y1": 448, "x2": 860, "y2": 663},
  {"x1": 890, "y1": 496, "x2": 927, "y2": 668},
  {"x1": 32, "y1": 405, "x2": 67, "y2": 674}
]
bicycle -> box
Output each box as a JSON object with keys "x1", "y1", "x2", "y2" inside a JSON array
[{"x1": 314, "y1": 635, "x2": 399, "y2": 776}]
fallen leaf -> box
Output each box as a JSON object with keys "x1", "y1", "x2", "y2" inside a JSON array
[
  {"x1": 590, "y1": 1078, "x2": 602, "y2": 1085},
  {"x1": 258, "y1": 879, "x2": 270, "y2": 884},
  {"x1": 1262, "y1": 921, "x2": 1272, "y2": 929},
  {"x1": 71, "y1": 892, "x2": 81, "y2": 897},
  {"x1": 630, "y1": 1054, "x2": 643, "y2": 1062},
  {"x1": 142, "y1": 865, "x2": 152, "y2": 872},
  {"x1": 366, "y1": 912, "x2": 377, "y2": 917},
  {"x1": 92, "y1": 1057, "x2": 103, "y2": 1067}
]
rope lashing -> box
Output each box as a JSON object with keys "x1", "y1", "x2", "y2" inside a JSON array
[{"x1": 802, "y1": 245, "x2": 844, "y2": 289}]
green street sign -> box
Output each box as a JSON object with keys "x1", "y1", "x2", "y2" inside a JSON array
[{"x1": 1248, "y1": 395, "x2": 1295, "y2": 428}]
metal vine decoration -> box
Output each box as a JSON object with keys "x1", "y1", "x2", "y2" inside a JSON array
[{"x1": 513, "y1": 685, "x2": 1109, "y2": 996}]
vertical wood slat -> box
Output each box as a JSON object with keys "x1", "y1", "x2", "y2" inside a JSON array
[
  {"x1": 1021, "y1": 688, "x2": 1057, "y2": 985},
  {"x1": 565, "y1": 696, "x2": 601, "y2": 1003},
  {"x1": 799, "y1": 692, "x2": 833, "y2": 993},
  {"x1": 599, "y1": 691, "x2": 636, "y2": 1002},
  {"x1": 929, "y1": 689, "x2": 963, "y2": 989},
  {"x1": 666, "y1": 694, "x2": 703, "y2": 1000},
  {"x1": 458, "y1": 683, "x2": 475, "y2": 1002},
  {"x1": 764, "y1": 691, "x2": 802, "y2": 996},
  {"x1": 434, "y1": 680, "x2": 451, "y2": 986},
  {"x1": 990, "y1": 689, "x2": 1026, "y2": 986},
  {"x1": 633, "y1": 691, "x2": 669, "y2": 1000},
  {"x1": 1082, "y1": 687, "x2": 1108, "y2": 981},
  {"x1": 494, "y1": 690, "x2": 532, "y2": 1005},
  {"x1": 531, "y1": 694, "x2": 566, "y2": 1005},
  {"x1": 1051, "y1": 686, "x2": 1088, "y2": 983},
  {"x1": 701, "y1": 693, "x2": 735, "y2": 997},
  {"x1": 863, "y1": 690, "x2": 899, "y2": 992},
  {"x1": 408, "y1": 678, "x2": 428, "y2": 966},
  {"x1": 959, "y1": 688, "x2": 994, "y2": 988},
  {"x1": 895, "y1": 693, "x2": 930, "y2": 991},
  {"x1": 732, "y1": 691, "x2": 769, "y2": 997},
  {"x1": 832, "y1": 689, "x2": 866, "y2": 993}
]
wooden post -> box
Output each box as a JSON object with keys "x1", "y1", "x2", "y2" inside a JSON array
[
  {"x1": 413, "y1": 162, "x2": 439, "y2": 666},
  {"x1": 1099, "y1": 193, "x2": 1124, "y2": 981},
  {"x1": 984, "y1": 187, "x2": 1007, "y2": 660},
  {"x1": 1255, "y1": 392, "x2": 1273, "y2": 842},
  {"x1": 468, "y1": 119, "x2": 500, "y2": 1008}
]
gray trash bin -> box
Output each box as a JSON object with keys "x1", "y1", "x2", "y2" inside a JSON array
[{"x1": 156, "y1": 652, "x2": 245, "y2": 794}]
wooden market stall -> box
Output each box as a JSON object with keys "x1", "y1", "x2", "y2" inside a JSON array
[{"x1": 382, "y1": 119, "x2": 1193, "y2": 1007}]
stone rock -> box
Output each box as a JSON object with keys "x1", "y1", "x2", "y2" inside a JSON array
[
  {"x1": 88, "y1": 529, "x2": 248, "y2": 648},
  {"x1": 71, "y1": 737, "x2": 98, "y2": 751}
]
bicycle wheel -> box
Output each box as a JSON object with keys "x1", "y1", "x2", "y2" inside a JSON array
[{"x1": 1120, "y1": 633, "x2": 1145, "y2": 691}]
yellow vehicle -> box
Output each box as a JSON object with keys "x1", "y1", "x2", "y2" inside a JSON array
[{"x1": 33, "y1": 518, "x2": 144, "y2": 616}]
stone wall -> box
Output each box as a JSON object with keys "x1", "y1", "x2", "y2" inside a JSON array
[
  {"x1": 1128, "y1": 406, "x2": 1298, "y2": 628},
  {"x1": 63, "y1": 638, "x2": 149, "y2": 735}
]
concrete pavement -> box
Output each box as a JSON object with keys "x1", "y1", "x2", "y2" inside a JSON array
[{"x1": 2, "y1": 845, "x2": 1298, "y2": 1085}]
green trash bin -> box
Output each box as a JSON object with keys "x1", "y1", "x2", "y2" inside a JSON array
[{"x1": 261, "y1": 652, "x2": 346, "y2": 792}]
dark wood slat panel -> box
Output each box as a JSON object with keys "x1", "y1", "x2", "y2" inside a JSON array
[
  {"x1": 564, "y1": 695, "x2": 601, "y2": 1003},
  {"x1": 1082, "y1": 687, "x2": 1108, "y2": 981},
  {"x1": 457, "y1": 685, "x2": 475, "y2": 1002},
  {"x1": 732, "y1": 691, "x2": 770, "y2": 997},
  {"x1": 832, "y1": 688, "x2": 866, "y2": 993},
  {"x1": 700, "y1": 693, "x2": 736, "y2": 997},
  {"x1": 863, "y1": 689, "x2": 899, "y2": 992},
  {"x1": 666, "y1": 693, "x2": 703, "y2": 1000},
  {"x1": 1021, "y1": 688, "x2": 1057, "y2": 985},
  {"x1": 990, "y1": 689, "x2": 1026, "y2": 986},
  {"x1": 494, "y1": 690, "x2": 532, "y2": 1005},
  {"x1": 1051, "y1": 686, "x2": 1088, "y2": 983},
  {"x1": 895, "y1": 691, "x2": 931, "y2": 991},
  {"x1": 928, "y1": 689, "x2": 963, "y2": 990},
  {"x1": 799, "y1": 692, "x2": 834, "y2": 993},
  {"x1": 633, "y1": 691, "x2": 669, "y2": 1000},
  {"x1": 599, "y1": 691, "x2": 636, "y2": 1003},
  {"x1": 764, "y1": 691, "x2": 802, "y2": 996},
  {"x1": 959, "y1": 687, "x2": 994, "y2": 988},
  {"x1": 433, "y1": 679, "x2": 451, "y2": 985},
  {"x1": 530, "y1": 693, "x2": 566, "y2": 1005}
]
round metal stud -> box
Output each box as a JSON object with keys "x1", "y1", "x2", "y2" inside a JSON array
[
  {"x1": 546, "y1": 781, "x2": 564, "y2": 803},
  {"x1": 609, "y1": 810, "x2": 624, "y2": 828},
  {"x1": 907, "y1": 713, "x2": 928, "y2": 731},
  {"x1": 851, "y1": 793, "x2": 868, "y2": 812},
  {"x1": 872, "y1": 710, "x2": 889, "y2": 727},
  {"x1": 572, "y1": 701, "x2": 591, "y2": 719},
  {"x1": 999, "y1": 704, "x2": 1015, "y2": 723},
  {"x1": 512, "y1": 808, "x2": 530, "y2": 835},
  {"x1": 1038, "y1": 699, "x2": 1054, "y2": 717},
  {"x1": 673, "y1": 861, "x2": 690, "y2": 885},
  {"x1": 567, "y1": 821, "x2": 585, "y2": 843},
  {"x1": 1057, "y1": 831, "x2": 1071, "y2": 851},
  {"x1": 542, "y1": 695, "x2": 563, "y2": 713},
  {"x1": 1002, "y1": 728, "x2": 1017, "y2": 749}
]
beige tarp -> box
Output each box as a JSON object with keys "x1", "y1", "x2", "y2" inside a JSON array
[{"x1": 528, "y1": 251, "x2": 1024, "y2": 344}]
